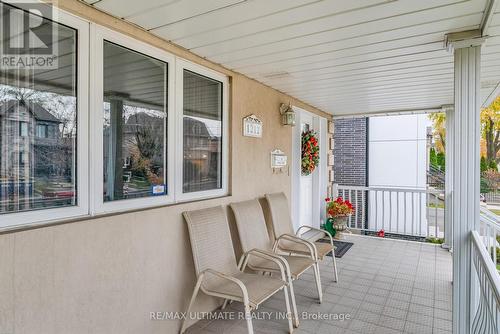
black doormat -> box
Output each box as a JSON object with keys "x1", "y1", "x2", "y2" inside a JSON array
[{"x1": 317, "y1": 239, "x2": 353, "y2": 258}]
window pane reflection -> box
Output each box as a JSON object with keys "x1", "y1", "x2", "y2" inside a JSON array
[
  {"x1": 103, "y1": 41, "x2": 167, "y2": 202},
  {"x1": 183, "y1": 70, "x2": 222, "y2": 193},
  {"x1": 0, "y1": 3, "x2": 78, "y2": 214}
]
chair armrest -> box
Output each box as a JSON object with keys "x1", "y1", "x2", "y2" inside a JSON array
[
  {"x1": 245, "y1": 249, "x2": 289, "y2": 281},
  {"x1": 202, "y1": 268, "x2": 250, "y2": 303},
  {"x1": 276, "y1": 233, "x2": 317, "y2": 260},
  {"x1": 297, "y1": 225, "x2": 333, "y2": 243}
]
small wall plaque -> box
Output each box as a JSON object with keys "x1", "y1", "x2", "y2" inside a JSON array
[
  {"x1": 329, "y1": 170, "x2": 335, "y2": 182},
  {"x1": 328, "y1": 121, "x2": 335, "y2": 134},
  {"x1": 328, "y1": 154, "x2": 334, "y2": 166},
  {"x1": 271, "y1": 149, "x2": 287, "y2": 169},
  {"x1": 243, "y1": 114, "x2": 263, "y2": 138}
]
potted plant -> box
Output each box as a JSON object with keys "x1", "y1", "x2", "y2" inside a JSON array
[{"x1": 324, "y1": 196, "x2": 354, "y2": 239}]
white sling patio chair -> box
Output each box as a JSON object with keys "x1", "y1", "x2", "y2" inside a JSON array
[
  {"x1": 230, "y1": 199, "x2": 323, "y2": 327},
  {"x1": 180, "y1": 206, "x2": 294, "y2": 334},
  {"x1": 265, "y1": 192, "x2": 339, "y2": 283}
]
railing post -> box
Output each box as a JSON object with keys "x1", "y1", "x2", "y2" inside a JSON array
[{"x1": 446, "y1": 30, "x2": 485, "y2": 334}]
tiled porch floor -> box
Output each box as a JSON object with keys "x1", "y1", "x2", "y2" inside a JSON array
[{"x1": 186, "y1": 234, "x2": 453, "y2": 334}]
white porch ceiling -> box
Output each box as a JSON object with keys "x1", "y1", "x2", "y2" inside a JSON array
[{"x1": 83, "y1": 0, "x2": 500, "y2": 116}]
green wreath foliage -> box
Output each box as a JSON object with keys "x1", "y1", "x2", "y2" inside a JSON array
[{"x1": 301, "y1": 130, "x2": 320, "y2": 175}]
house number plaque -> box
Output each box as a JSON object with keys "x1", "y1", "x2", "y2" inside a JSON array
[{"x1": 243, "y1": 114, "x2": 263, "y2": 138}]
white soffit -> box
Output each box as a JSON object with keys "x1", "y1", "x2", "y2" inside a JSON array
[{"x1": 83, "y1": 0, "x2": 500, "y2": 116}]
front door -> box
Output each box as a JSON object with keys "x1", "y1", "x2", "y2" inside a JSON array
[
  {"x1": 291, "y1": 107, "x2": 327, "y2": 232},
  {"x1": 299, "y1": 113, "x2": 314, "y2": 228}
]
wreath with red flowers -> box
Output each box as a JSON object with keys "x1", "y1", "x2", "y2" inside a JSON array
[{"x1": 301, "y1": 130, "x2": 319, "y2": 175}]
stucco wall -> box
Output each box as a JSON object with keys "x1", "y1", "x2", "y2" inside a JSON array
[{"x1": 0, "y1": 1, "x2": 330, "y2": 333}]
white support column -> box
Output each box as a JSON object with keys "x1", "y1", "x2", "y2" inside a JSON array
[
  {"x1": 443, "y1": 105, "x2": 454, "y2": 250},
  {"x1": 447, "y1": 31, "x2": 485, "y2": 334}
]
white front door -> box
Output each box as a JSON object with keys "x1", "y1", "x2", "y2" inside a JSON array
[
  {"x1": 299, "y1": 113, "x2": 314, "y2": 228},
  {"x1": 291, "y1": 108, "x2": 327, "y2": 232}
]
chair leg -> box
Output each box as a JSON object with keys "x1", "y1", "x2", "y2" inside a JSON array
[
  {"x1": 244, "y1": 302, "x2": 254, "y2": 334},
  {"x1": 313, "y1": 263, "x2": 323, "y2": 304},
  {"x1": 332, "y1": 252, "x2": 339, "y2": 283},
  {"x1": 221, "y1": 299, "x2": 229, "y2": 309},
  {"x1": 180, "y1": 275, "x2": 203, "y2": 334},
  {"x1": 287, "y1": 279, "x2": 300, "y2": 328},
  {"x1": 330, "y1": 244, "x2": 339, "y2": 282},
  {"x1": 283, "y1": 286, "x2": 294, "y2": 333}
]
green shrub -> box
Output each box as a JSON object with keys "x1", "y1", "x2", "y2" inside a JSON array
[
  {"x1": 489, "y1": 160, "x2": 498, "y2": 172},
  {"x1": 430, "y1": 148, "x2": 437, "y2": 168},
  {"x1": 481, "y1": 177, "x2": 491, "y2": 193},
  {"x1": 436, "y1": 152, "x2": 445, "y2": 171},
  {"x1": 481, "y1": 157, "x2": 488, "y2": 173},
  {"x1": 426, "y1": 237, "x2": 444, "y2": 244}
]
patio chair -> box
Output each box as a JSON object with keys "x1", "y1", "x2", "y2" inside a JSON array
[
  {"x1": 230, "y1": 199, "x2": 323, "y2": 327},
  {"x1": 265, "y1": 192, "x2": 339, "y2": 282},
  {"x1": 180, "y1": 206, "x2": 294, "y2": 334}
]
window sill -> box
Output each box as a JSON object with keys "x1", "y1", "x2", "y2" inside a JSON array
[{"x1": 0, "y1": 193, "x2": 232, "y2": 235}]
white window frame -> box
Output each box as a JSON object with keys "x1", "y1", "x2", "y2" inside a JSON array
[
  {"x1": 175, "y1": 59, "x2": 229, "y2": 202},
  {"x1": 0, "y1": 8, "x2": 90, "y2": 229},
  {"x1": 89, "y1": 25, "x2": 176, "y2": 214}
]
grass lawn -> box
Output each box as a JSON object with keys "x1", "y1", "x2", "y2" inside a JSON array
[
  {"x1": 428, "y1": 203, "x2": 445, "y2": 209},
  {"x1": 491, "y1": 209, "x2": 500, "y2": 216}
]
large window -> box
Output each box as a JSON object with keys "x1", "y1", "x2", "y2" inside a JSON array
[
  {"x1": 1, "y1": 15, "x2": 229, "y2": 227},
  {"x1": 92, "y1": 27, "x2": 175, "y2": 213},
  {"x1": 102, "y1": 41, "x2": 167, "y2": 203},
  {"x1": 176, "y1": 60, "x2": 228, "y2": 201},
  {"x1": 0, "y1": 3, "x2": 88, "y2": 225}
]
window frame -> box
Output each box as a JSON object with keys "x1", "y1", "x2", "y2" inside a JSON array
[
  {"x1": 0, "y1": 8, "x2": 89, "y2": 229},
  {"x1": 89, "y1": 25, "x2": 176, "y2": 214},
  {"x1": 175, "y1": 59, "x2": 229, "y2": 202},
  {"x1": 19, "y1": 121, "x2": 28, "y2": 137},
  {"x1": 36, "y1": 124, "x2": 47, "y2": 138}
]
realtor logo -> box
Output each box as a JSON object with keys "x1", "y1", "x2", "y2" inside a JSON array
[{"x1": 0, "y1": 1, "x2": 58, "y2": 68}]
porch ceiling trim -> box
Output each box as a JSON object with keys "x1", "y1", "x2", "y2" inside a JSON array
[{"x1": 331, "y1": 106, "x2": 446, "y2": 119}]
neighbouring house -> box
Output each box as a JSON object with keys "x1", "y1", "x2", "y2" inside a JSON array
[
  {"x1": 334, "y1": 114, "x2": 442, "y2": 236},
  {"x1": 102, "y1": 111, "x2": 221, "y2": 199},
  {"x1": 183, "y1": 116, "x2": 221, "y2": 192},
  {"x1": 0, "y1": 100, "x2": 72, "y2": 212}
]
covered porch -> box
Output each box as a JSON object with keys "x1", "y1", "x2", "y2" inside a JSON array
[{"x1": 1, "y1": 1, "x2": 500, "y2": 334}]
